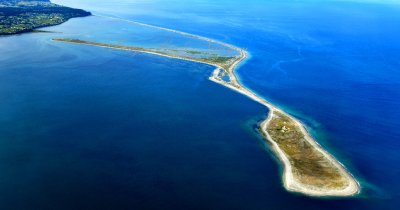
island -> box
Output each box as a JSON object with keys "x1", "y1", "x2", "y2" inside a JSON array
[
  {"x1": 0, "y1": 0, "x2": 90, "y2": 35},
  {"x1": 53, "y1": 30, "x2": 360, "y2": 197}
]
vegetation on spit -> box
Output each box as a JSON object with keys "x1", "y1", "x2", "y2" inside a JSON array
[{"x1": 266, "y1": 111, "x2": 349, "y2": 190}]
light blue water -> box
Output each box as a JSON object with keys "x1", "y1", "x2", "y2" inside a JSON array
[{"x1": 1, "y1": 0, "x2": 400, "y2": 209}]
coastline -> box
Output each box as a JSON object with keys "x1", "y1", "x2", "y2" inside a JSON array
[{"x1": 52, "y1": 17, "x2": 360, "y2": 197}]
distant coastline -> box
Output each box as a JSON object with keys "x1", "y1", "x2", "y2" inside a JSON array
[{"x1": 0, "y1": 0, "x2": 91, "y2": 35}]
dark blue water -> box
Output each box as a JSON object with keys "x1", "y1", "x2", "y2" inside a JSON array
[
  {"x1": 0, "y1": 34, "x2": 274, "y2": 209},
  {"x1": 1, "y1": 0, "x2": 400, "y2": 209}
]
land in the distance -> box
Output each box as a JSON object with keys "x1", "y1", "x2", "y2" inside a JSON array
[
  {"x1": 0, "y1": 0, "x2": 90, "y2": 35},
  {"x1": 53, "y1": 35, "x2": 360, "y2": 197}
]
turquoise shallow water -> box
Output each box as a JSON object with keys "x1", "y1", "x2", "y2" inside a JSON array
[{"x1": 1, "y1": 0, "x2": 400, "y2": 209}]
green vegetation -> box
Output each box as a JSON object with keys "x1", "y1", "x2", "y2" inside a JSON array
[
  {"x1": 0, "y1": 0, "x2": 90, "y2": 35},
  {"x1": 266, "y1": 111, "x2": 348, "y2": 189},
  {"x1": 199, "y1": 56, "x2": 233, "y2": 63}
]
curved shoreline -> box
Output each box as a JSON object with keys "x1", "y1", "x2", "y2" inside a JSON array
[
  {"x1": 209, "y1": 50, "x2": 359, "y2": 197},
  {"x1": 53, "y1": 16, "x2": 360, "y2": 197}
]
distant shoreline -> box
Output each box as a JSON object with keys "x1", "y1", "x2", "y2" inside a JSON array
[
  {"x1": 0, "y1": 19, "x2": 87, "y2": 36},
  {"x1": 52, "y1": 17, "x2": 360, "y2": 197},
  {"x1": 0, "y1": 1, "x2": 91, "y2": 36}
]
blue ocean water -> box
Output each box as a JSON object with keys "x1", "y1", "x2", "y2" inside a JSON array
[
  {"x1": 1, "y1": 0, "x2": 399, "y2": 209},
  {"x1": 0, "y1": 34, "x2": 271, "y2": 209}
]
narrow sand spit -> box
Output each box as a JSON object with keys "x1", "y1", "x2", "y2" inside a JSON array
[{"x1": 53, "y1": 16, "x2": 360, "y2": 196}]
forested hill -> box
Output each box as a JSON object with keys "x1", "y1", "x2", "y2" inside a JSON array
[{"x1": 0, "y1": 0, "x2": 91, "y2": 35}]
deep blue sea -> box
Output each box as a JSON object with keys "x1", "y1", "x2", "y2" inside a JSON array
[{"x1": 1, "y1": 0, "x2": 399, "y2": 209}]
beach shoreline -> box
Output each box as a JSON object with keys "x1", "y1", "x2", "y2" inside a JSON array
[{"x1": 52, "y1": 17, "x2": 360, "y2": 197}]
